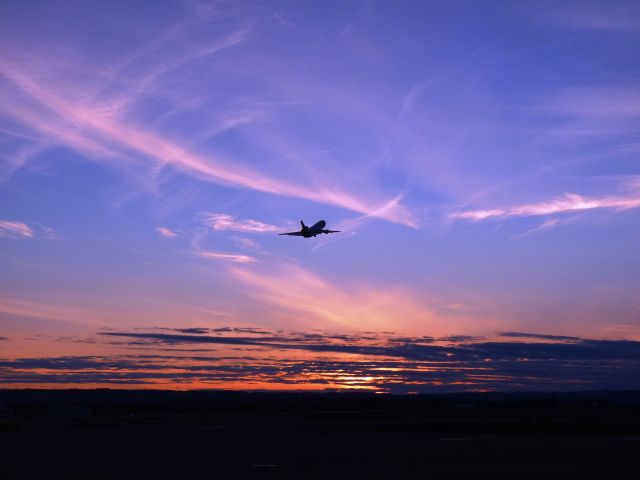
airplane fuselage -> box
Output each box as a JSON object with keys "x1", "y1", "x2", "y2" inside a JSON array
[
  {"x1": 278, "y1": 219, "x2": 339, "y2": 238},
  {"x1": 302, "y1": 220, "x2": 326, "y2": 237}
]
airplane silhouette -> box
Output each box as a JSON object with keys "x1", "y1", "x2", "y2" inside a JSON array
[{"x1": 278, "y1": 220, "x2": 340, "y2": 238}]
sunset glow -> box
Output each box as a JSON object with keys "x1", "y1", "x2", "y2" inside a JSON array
[{"x1": 1, "y1": 0, "x2": 639, "y2": 392}]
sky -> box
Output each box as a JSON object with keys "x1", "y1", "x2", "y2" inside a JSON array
[{"x1": 1, "y1": 0, "x2": 639, "y2": 392}]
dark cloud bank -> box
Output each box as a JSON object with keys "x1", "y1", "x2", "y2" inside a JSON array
[{"x1": 1, "y1": 328, "x2": 639, "y2": 393}]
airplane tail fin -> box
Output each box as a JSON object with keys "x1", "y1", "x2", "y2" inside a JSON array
[{"x1": 301, "y1": 220, "x2": 306, "y2": 229}]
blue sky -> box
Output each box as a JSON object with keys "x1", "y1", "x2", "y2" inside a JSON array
[{"x1": 1, "y1": 0, "x2": 639, "y2": 390}]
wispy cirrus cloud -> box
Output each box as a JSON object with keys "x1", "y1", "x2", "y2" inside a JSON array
[
  {"x1": 0, "y1": 142, "x2": 50, "y2": 183},
  {"x1": 230, "y1": 263, "x2": 427, "y2": 331},
  {"x1": 227, "y1": 261, "x2": 491, "y2": 334},
  {"x1": 201, "y1": 213, "x2": 279, "y2": 233},
  {"x1": 103, "y1": 27, "x2": 255, "y2": 118},
  {"x1": 0, "y1": 296, "x2": 116, "y2": 328},
  {"x1": 452, "y1": 191, "x2": 640, "y2": 222},
  {"x1": 532, "y1": 0, "x2": 640, "y2": 33},
  {"x1": 0, "y1": 55, "x2": 416, "y2": 226},
  {"x1": 232, "y1": 236, "x2": 262, "y2": 251},
  {"x1": 195, "y1": 249, "x2": 257, "y2": 264},
  {"x1": 313, "y1": 193, "x2": 410, "y2": 250},
  {"x1": 156, "y1": 226, "x2": 177, "y2": 239},
  {"x1": 0, "y1": 220, "x2": 34, "y2": 238},
  {"x1": 543, "y1": 88, "x2": 640, "y2": 120}
]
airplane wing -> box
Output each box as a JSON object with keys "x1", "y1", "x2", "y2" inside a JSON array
[
  {"x1": 278, "y1": 231, "x2": 304, "y2": 236},
  {"x1": 321, "y1": 230, "x2": 340, "y2": 234}
]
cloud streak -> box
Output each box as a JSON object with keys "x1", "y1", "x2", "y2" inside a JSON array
[
  {"x1": 0, "y1": 220, "x2": 33, "y2": 238},
  {"x1": 228, "y1": 262, "x2": 454, "y2": 332},
  {"x1": 535, "y1": 0, "x2": 640, "y2": 33},
  {"x1": 195, "y1": 250, "x2": 257, "y2": 264},
  {"x1": 201, "y1": 213, "x2": 279, "y2": 233},
  {"x1": 453, "y1": 191, "x2": 640, "y2": 222},
  {"x1": 0, "y1": 59, "x2": 416, "y2": 226},
  {"x1": 156, "y1": 227, "x2": 177, "y2": 238},
  {"x1": 220, "y1": 259, "x2": 504, "y2": 339}
]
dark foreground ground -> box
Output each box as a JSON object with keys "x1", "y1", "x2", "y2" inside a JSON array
[{"x1": 1, "y1": 390, "x2": 639, "y2": 478}]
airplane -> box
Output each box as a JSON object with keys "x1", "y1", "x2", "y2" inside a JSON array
[{"x1": 278, "y1": 220, "x2": 340, "y2": 238}]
